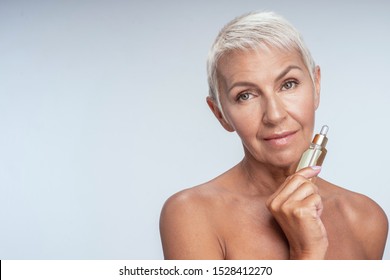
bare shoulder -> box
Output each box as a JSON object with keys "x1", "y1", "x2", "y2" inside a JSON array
[
  {"x1": 159, "y1": 181, "x2": 225, "y2": 259},
  {"x1": 320, "y1": 178, "x2": 389, "y2": 259},
  {"x1": 160, "y1": 181, "x2": 221, "y2": 224},
  {"x1": 162, "y1": 182, "x2": 216, "y2": 210}
]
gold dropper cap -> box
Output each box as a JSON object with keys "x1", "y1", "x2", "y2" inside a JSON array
[{"x1": 312, "y1": 125, "x2": 328, "y2": 147}]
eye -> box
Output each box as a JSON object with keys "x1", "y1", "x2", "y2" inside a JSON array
[
  {"x1": 236, "y1": 92, "x2": 252, "y2": 102},
  {"x1": 281, "y1": 80, "x2": 298, "y2": 91}
]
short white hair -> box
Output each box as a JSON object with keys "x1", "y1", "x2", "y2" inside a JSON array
[{"x1": 207, "y1": 11, "x2": 316, "y2": 109}]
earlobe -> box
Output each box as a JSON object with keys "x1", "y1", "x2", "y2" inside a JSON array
[
  {"x1": 206, "y1": 96, "x2": 235, "y2": 132},
  {"x1": 314, "y1": 66, "x2": 321, "y2": 110}
]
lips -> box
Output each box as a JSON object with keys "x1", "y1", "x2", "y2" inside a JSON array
[
  {"x1": 264, "y1": 130, "x2": 297, "y2": 140},
  {"x1": 263, "y1": 130, "x2": 298, "y2": 146}
]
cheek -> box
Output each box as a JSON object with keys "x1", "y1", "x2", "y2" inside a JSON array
[
  {"x1": 223, "y1": 104, "x2": 260, "y2": 137},
  {"x1": 284, "y1": 90, "x2": 316, "y2": 125},
  {"x1": 289, "y1": 99, "x2": 315, "y2": 121},
  {"x1": 225, "y1": 102, "x2": 261, "y2": 132}
]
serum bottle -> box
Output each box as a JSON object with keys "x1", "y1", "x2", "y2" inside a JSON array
[{"x1": 296, "y1": 125, "x2": 329, "y2": 171}]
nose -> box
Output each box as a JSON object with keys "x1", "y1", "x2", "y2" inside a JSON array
[{"x1": 262, "y1": 94, "x2": 288, "y2": 125}]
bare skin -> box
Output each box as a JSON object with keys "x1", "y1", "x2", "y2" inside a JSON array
[
  {"x1": 160, "y1": 47, "x2": 388, "y2": 259},
  {"x1": 160, "y1": 163, "x2": 388, "y2": 259}
]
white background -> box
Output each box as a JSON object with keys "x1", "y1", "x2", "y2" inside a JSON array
[
  {"x1": 1, "y1": 0, "x2": 389, "y2": 259},
  {"x1": 2, "y1": 260, "x2": 390, "y2": 279}
]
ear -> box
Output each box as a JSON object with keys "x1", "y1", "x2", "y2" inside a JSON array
[
  {"x1": 313, "y1": 66, "x2": 321, "y2": 110},
  {"x1": 206, "y1": 96, "x2": 235, "y2": 132}
]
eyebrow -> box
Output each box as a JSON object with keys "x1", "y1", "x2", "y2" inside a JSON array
[
  {"x1": 274, "y1": 65, "x2": 303, "y2": 82},
  {"x1": 226, "y1": 65, "x2": 303, "y2": 94},
  {"x1": 227, "y1": 81, "x2": 258, "y2": 94}
]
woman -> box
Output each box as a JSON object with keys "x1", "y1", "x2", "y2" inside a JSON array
[{"x1": 159, "y1": 11, "x2": 388, "y2": 259}]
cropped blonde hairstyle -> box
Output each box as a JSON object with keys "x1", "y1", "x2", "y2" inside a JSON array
[{"x1": 207, "y1": 11, "x2": 316, "y2": 109}]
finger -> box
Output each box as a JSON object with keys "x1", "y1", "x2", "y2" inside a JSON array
[
  {"x1": 267, "y1": 166, "x2": 322, "y2": 208},
  {"x1": 284, "y1": 181, "x2": 319, "y2": 203},
  {"x1": 279, "y1": 193, "x2": 323, "y2": 223},
  {"x1": 295, "y1": 166, "x2": 322, "y2": 180},
  {"x1": 268, "y1": 167, "x2": 319, "y2": 204},
  {"x1": 301, "y1": 193, "x2": 324, "y2": 218},
  {"x1": 268, "y1": 175, "x2": 306, "y2": 208},
  {"x1": 276, "y1": 166, "x2": 321, "y2": 197}
]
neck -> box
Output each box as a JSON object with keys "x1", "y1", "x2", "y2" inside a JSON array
[{"x1": 239, "y1": 153, "x2": 297, "y2": 196}]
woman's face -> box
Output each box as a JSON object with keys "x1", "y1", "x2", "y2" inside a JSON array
[{"x1": 211, "y1": 47, "x2": 321, "y2": 169}]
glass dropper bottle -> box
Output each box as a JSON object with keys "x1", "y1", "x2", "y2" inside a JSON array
[{"x1": 296, "y1": 125, "x2": 329, "y2": 171}]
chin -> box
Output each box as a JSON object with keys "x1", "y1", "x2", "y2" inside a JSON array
[
  {"x1": 245, "y1": 145, "x2": 302, "y2": 170},
  {"x1": 273, "y1": 160, "x2": 297, "y2": 170},
  {"x1": 266, "y1": 152, "x2": 300, "y2": 170}
]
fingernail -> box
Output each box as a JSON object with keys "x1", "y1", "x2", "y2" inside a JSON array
[{"x1": 310, "y1": 166, "x2": 322, "y2": 171}]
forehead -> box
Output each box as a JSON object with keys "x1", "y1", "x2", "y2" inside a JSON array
[{"x1": 217, "y1": 47, "x2": 307, "y2": 81}]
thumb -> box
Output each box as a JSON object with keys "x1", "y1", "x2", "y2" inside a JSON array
[{"x1": 295, "y1": 166, "x2": 322, "y2": 180}]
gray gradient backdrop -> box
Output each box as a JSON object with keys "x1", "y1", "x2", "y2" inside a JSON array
[{"x1": 1, "y1": 0, "x2": 389, "y2": 259}]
